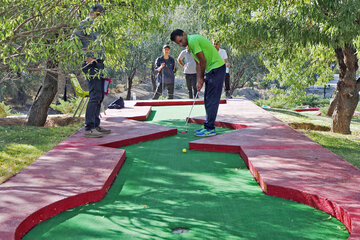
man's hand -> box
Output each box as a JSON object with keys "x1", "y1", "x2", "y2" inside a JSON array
[
  {"x1": 197, "y1": 78, "x2": 204, "y2": 92},
  {"x1": 157, "y1": 62, "x2": 165, "y2": 72},
  {"x1": 86, "y1": 57, "x2": 97, "y2": 64},
  {"x1": 195, "y1": 51, "x2": 206, "y2": 91}
]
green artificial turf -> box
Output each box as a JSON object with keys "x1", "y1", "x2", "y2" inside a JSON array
[{"x1": 24, "y1": 105, "x2": 349, "y2": 239}]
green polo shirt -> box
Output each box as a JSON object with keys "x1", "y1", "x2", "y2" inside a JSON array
[{"x1": 187, "y1": 35, "x2": 225, "y2": 73}]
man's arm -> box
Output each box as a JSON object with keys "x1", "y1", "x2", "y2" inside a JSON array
[
  {"x1": 177, "y1": 57, "x2": 185, "y2": 67},
  {"x1": 154, "y1": 58, "x2": 165, "y2": 72},
  {"x1": 177, "y1": 51, "x2": 185, "y2": 67},
  {"x1": 195, "y1": 51, "x2": 206, "y2": 91}
]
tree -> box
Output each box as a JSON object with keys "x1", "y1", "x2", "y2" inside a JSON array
[
  {"x1": 227, "y1": 52, "x2": 268, "y2": 94},
  {"x1": 0, "y1": 0, "x2": 175, "y2": 125},
  {"x1": 201, "y1": 0, "x2": 360, "y2": 134},
  {"x1": 113, "y1": 34, "x2": 169, "y2": 100}
]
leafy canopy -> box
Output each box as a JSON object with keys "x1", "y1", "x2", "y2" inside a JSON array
[{"x1": 200, "y1": 0, "x2": 360, "y2": 100}]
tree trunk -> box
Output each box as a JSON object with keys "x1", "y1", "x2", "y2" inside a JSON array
[
  {"x1": 327, "y1": 46, "x2": 360, "y2": 134},
  {"x1": 126, "y1": 68, "x2": 136, "y2": 100},
  {"x1": 230, "y1": 68, "x2": 245, "y2": 94},
  {"x1": 27, "y1": 60, "x2": 58, "y2": 126}
]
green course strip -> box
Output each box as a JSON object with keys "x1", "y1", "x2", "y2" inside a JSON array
[{"x1": 24, "y1": 105, "x2": 349, "y2": 239}]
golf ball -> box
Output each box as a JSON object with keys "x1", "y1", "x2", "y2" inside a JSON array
[{"x1": 182, "y1": 148, "x2": 187, "y2": 153}]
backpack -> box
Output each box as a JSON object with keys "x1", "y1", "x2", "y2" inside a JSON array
[{"x1": 108, "y1": 97, "x2": 125, "y2": 109}]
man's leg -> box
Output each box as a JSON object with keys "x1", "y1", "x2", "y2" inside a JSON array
[
  {"x1": 94, "y1": 77, "x2": 105, "y2": 128},
  {"x1": 84, "y1": 64, "x2": 104, "y2": 137},
  {"x1": 167, "y1": 83, "x2": 174, "y2": 99},
  {"x1": 224, "y1": 73, "x2": 232, "y2": 98},
  {"x1": 203, "y1": 65, "x2": 226, "y2": 130},
  {"x1": 190, "y1": 74, "x2": 198, "y2": 98},
  {"x1": 153, "y1": 82, "x2": 163, "y2": 99},
  {"x1": 185, "y1": 74, "x2": 193, "y2": 98}
]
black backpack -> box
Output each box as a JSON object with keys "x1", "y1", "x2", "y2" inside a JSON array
[{"x1": 108, "y1": 97, "x2": 125, "y2": 109}]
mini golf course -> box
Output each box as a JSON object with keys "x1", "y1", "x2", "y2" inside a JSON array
[
  {"x1": 23, "y1": 105, "x2": 348, "y2": 239},
  {"x1": 1, "y1": 98, "x2": 360, "y2": 239}
]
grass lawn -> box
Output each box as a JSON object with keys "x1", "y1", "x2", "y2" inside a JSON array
[
  {"x1": 0, "y1": 123, "x2": 83, "y2": 184},
  {"x1": 266, "y1": 108, "x2": 360, "y2": 168}
]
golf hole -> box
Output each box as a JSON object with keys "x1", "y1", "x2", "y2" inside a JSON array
[{"x1": 171, "y1": 227, "x2": 190, "y2": 234}]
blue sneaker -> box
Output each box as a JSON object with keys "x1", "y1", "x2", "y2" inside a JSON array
[
  {"x1": 194, "y1": 129, "x2": 216, "y2": 137},
  {"x1": 194, "y1": 126, "x2": 205, "y2": 133}
]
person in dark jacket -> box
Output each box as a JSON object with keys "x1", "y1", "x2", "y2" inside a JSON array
[
  {"x1": 73, "y1": 4, "x2": 111, "y2": 138},
  {"x1": 153, "y1": 45, "x2": 177, "y2": 99}
]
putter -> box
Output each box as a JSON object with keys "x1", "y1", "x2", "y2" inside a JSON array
[{"x1": 180, "y1": 91, "x2": 200, "y2": 133}]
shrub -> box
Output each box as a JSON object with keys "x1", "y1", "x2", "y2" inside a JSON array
[
  {"x1": 253, "y1": 98, "x2": 295, "y2": 109},
  {"x1": 300, "y1": 94, "x2": 330, "y2": 107},
  {"x1": 175, "y1": 83, "x2": 183, "y2": 90},
  {"x1": 50, "y1": 98, "x2": 84, "y2": 115},
  {"x1": 0, "y1": 102, "x2": 12, "y2": 117}
]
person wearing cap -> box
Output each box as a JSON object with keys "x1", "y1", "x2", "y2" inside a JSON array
[
  {"x1": 170, "y1": 29, "x2": 225, "y2": 137},
  {"x1": 73, "y1": 4, "x2": 111, "y2": 138},
  {"x1": 213, "y1": 40, "x2": 232, "y2": 99},
  {"x1": 153, "y1": 45, "x2": 177, "y2": 100},
  {"x1": 177, "y1": 46, "x2": 197, "y2": 99}
]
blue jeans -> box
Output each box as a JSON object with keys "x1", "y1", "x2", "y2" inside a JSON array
[
  {"x1": 82, "y1": 61, "x2": 105, "y2": 130},
  {"x1": 203, "y1": 64, "x2": 226, "y2": 130}
]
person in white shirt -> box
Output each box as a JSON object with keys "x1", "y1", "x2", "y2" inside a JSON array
[
  {"x1": 213, "y1": 40, "x2": 232, "y2": 99},
  {"x1": 177, "y1": 46, "x2": 197, "y2": 98}
]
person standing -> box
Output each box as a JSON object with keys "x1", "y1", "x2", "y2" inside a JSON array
[
  {"x1": 177, "y1": 46, "x2": 197, "y2": 99},
  {"x1": 170, "y1": 29, "x2": 225, "y2": 137},
  {"x1": 153, "y1": 45, "x2": 176, "y2": 100},
  {"x1": 73, "y1": 4, "x2": 111, "y2": 138},
  {"x1": 213, "y1": 40, "x2": 232, "y2": 99}
]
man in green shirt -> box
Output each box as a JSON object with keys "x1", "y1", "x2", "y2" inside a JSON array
[{"x1": 170, "y1": 29, "x2": 225, "y2": 137}]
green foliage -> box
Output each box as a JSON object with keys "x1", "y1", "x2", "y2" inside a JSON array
[
  {"x1": 229, "y1": 52, "x2": 268, "y2": 90},
  {"x1": 197, "y1": 0, "x2": 360, "y2": 100},
  {"x1": 50, "y1": 98, "x2": 83, "y2": 115},
  {"x1": 254, "y1": 97, "x2": 296, "y2": 109},
  {"x1": 254, "y1": 93, "x2": 330, "y2": 109},
  {"x1": 301, "y1": 94, "x2": 330, "y2": 107},
  {"x1": 0, "y1": 0, "x2": 179, "y2": 75},
  {"x1": 175, "y1": 83, "x2": 183, "y2": 90},
  {"x1": 0, "y1": 101, "x2": 12, "y2": 117}
]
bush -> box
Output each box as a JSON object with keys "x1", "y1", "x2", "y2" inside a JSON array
[
  {"x1": 175, "y1": 83, "x2": 183, "y2": 90},
  {"x1": 254, "y1": 93, "x2": 331, "y2": 110},
  {"x1": 50, "y1": 98, "x2": 84, "y2": 115},
  {"x1": 0, "y1": 102, "x2": 12, "y2": 117},
  {"x1": 254, "y1": 98, "x2": 295, "y2": 109},
  {"x1": 300, "y1": 94, "x2": 330, "y2": 107}
]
